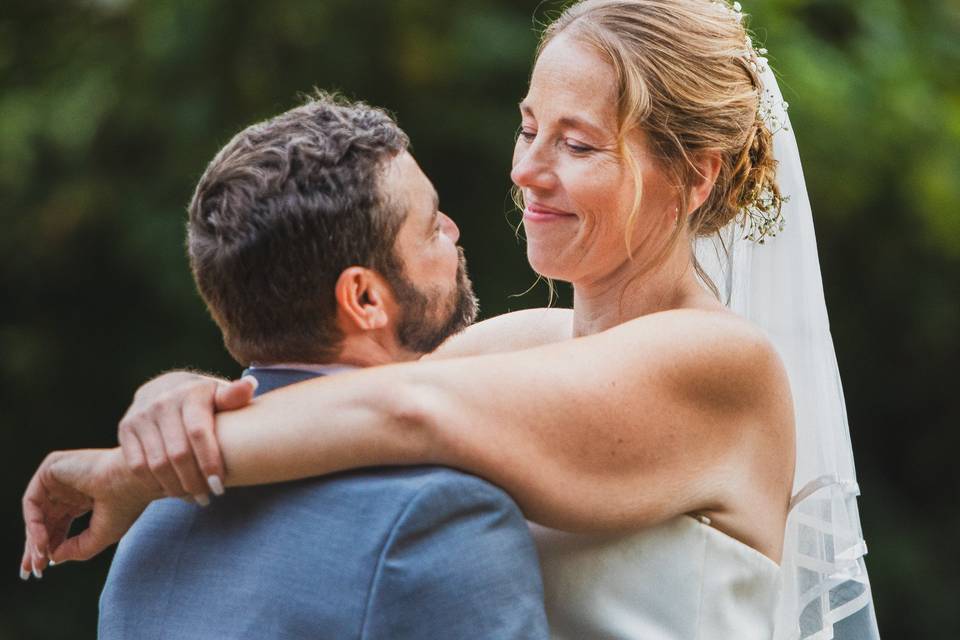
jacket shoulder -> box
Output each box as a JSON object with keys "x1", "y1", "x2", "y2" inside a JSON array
[{"x1": 360, "y1": 467, "x2": 548, "y2": 639}]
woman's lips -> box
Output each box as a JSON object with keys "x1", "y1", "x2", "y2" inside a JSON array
[{"x1": 523, "y1": 203, "x2": 577, "y2": 223}]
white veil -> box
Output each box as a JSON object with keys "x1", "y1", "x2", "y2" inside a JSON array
[{"x1": 695, "y1": 64, "x2": 880, "y2": 639}]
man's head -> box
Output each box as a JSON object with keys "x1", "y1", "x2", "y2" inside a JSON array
[{"x1": 187, "y1": 93, "x2": 477, "y2": 365}]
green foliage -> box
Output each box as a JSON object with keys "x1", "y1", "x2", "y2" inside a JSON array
[{"x1": 2, "y1": 0, "x2": 957, "y2": 636}]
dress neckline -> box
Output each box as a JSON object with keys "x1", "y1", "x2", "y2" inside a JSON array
[{"x1": 684, "y1": 515, "x2": 781, "y2": 570}]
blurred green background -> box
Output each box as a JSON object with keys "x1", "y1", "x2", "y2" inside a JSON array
[{"x1": 2, "y1": 0, "x2": 957, "y2": 637}]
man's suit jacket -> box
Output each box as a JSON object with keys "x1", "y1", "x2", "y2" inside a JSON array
[{"x1": 98, "y1": 367, "x2": 549, "y2": 639}]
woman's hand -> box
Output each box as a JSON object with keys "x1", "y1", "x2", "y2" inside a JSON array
[
  {"x1": 117, "y1": 372, "x2": 258, "y2": 503},
  {"x1": 20, "y1": 448, "x2": 159, "y2": 579}
]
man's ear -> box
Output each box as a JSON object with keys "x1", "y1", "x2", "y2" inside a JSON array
[
  {"x1": 685, "y1": 151, "x2": 723, "y2": 214},
  {"x1": 334, "y1": 267, "x2": 392, "y2": 333}
]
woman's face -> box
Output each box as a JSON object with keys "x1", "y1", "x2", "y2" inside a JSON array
[{"x1": 511, "y1": 34, "x2": 676, "y2": 284}]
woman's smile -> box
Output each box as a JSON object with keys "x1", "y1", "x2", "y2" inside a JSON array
[{"x1": 523, "y1": 201, "x2": 578, "y2": 223}]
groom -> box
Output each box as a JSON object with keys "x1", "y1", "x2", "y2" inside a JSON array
[{"x1": 95, "y1": 94, "x2": 549, "y2": 639}]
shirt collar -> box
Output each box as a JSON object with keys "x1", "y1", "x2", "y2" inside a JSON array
[{"x1": 247, "y1": 362, "x2": 359, "y2": 377}]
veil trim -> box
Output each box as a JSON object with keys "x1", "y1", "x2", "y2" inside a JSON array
[{"x1": 696, "y1": 61, "x2": 880, "y2": 639}]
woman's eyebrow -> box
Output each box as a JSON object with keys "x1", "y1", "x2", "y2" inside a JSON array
[
  {"x1": 518, "y1": 102, "x2": 606, "y2": 138},
  {"x1": 557, "y1": 115, "x2": 606, "y2": 138}
]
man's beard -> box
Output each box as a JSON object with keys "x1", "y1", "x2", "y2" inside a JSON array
[{"x1": 389, "y1": 247, "x2": 478, "y2": 355}]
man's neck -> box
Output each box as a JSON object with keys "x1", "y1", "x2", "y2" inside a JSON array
[{"x1": 330, "y1": 335, "x2": 419, "y2": 368}]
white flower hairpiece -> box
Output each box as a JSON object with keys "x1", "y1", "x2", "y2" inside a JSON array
[{"x1": 719, "y1": 0, "x2": 791, "y2": 243}]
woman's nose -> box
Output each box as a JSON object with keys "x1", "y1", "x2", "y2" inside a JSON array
[{"x1": 511, "y1": 145, "x2": 554, "y2": 191}]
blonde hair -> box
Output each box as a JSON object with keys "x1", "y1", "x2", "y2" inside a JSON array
[{"x1": 530, "y1": 0, "x2": 780, "y2": 295}]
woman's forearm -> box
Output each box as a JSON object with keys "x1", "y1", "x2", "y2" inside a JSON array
[
  {"x1": 215, "y1": 364, "x2": 439, "y2": 487},
  {"x1": 209, "y1": 348, "x2": 625, "y2": 532}
]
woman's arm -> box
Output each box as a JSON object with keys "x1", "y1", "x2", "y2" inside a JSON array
[
  {"x1": 115, "y1": 309, "x2": 570, "y2": 496},
  {"x1": 215, "y1": 309, "x2": 794, "y2": 533},
  {"x1": 22, "y1": 309, "x2": 793, "y2": 569}
]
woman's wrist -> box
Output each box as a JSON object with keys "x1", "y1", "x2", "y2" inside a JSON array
[{"x1": 103, "y1": 447, "x2": 166, "y2": 504}]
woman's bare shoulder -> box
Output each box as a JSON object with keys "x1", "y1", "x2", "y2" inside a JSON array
[
  {"x1": 619, "y1": 307, "x2": 775, "y2": 356},
  {"x1": 426, "y1": 307, "x2": 574, "y2": 360},
  {"x1": 613, "y1": 306, "x2": 752, "y2": 342},
  {"x1": 614, "y1": 308, "x2": 793, "y2": 417}
]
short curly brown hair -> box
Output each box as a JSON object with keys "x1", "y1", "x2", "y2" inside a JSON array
[{"x1": 187, "y1": 92, "x2": 410, "y2": 365}]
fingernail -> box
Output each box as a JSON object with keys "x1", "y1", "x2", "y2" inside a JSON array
[
  {"x1": 207, "y1": 475, "x2": 225, "y2": 496},
  {"x1": 32, "y1": 564, "x2": 42, "y2": 579},
  {"x1": 48, "y1": 558, "x2": 56, "y2": 567},
  {"x1": 19, "y1": 567, "x2": 30, "y2": 581},
  {"x1": 241, "y1": 375, "x2": 259, "y2": 391},
  {"x1": 194, "y1": 493, "x2": 210, "y2": 507}
]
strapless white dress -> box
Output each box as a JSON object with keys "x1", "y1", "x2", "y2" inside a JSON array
[{"x1": 529, "y1": 516, "x2": 780, "y2": 639}]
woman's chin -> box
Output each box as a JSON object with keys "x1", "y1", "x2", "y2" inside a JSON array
[{"x1": 525, "y1": 244, "x2": 570, "y2": 281}]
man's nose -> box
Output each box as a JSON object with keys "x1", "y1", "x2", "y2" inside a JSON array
[{"x1": 441, "y1": 213, "x2": 460, "y2": 243}]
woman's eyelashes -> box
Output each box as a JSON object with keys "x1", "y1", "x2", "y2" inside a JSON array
[
  {"x1": 564, "y1": 139, "x2": 595, "y2": 154},
  {"x1": 518, "y1": 126, "x2": 536, "y2": 142}
]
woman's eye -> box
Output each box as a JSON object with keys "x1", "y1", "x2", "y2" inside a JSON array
[
  {"x1": 518, "y1": 128, "x2": 536, "y2": 142},
  {"x1": 565, "y1": 139, "x2": 594, "y2": 154}
]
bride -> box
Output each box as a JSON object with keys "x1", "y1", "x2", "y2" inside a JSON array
[{"x1": 22, "y1": 1, "x2": 878, "y2": 637}]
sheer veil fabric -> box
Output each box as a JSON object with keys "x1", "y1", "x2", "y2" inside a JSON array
[{"x1": 694, "y1": 65, "x2": 880, "y2": 639}]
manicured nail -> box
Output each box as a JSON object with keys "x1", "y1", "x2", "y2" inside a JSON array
[
  {"x1": 207, "y1": 475, "x2": 225, "y2": 496},
  {"x1": 32, "y1": 563, "x2": 42, "y2": 579},
  {"x1": 20, "y1": 567, "x2": 30, "y2": 581},
  {"x1": 48, "y1": 558, "x2": 56, "y2": 566},
  {"x1": 241, "y1": 375, "x2": 258, "y2": 391},
  {"x1": 194, "y1": 493, "x2": 210, "y2": 507}
]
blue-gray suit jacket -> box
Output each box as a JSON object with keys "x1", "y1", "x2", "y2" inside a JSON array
[{"x1": 99, "y1": 368, "x2": 549, "y2": 639}]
